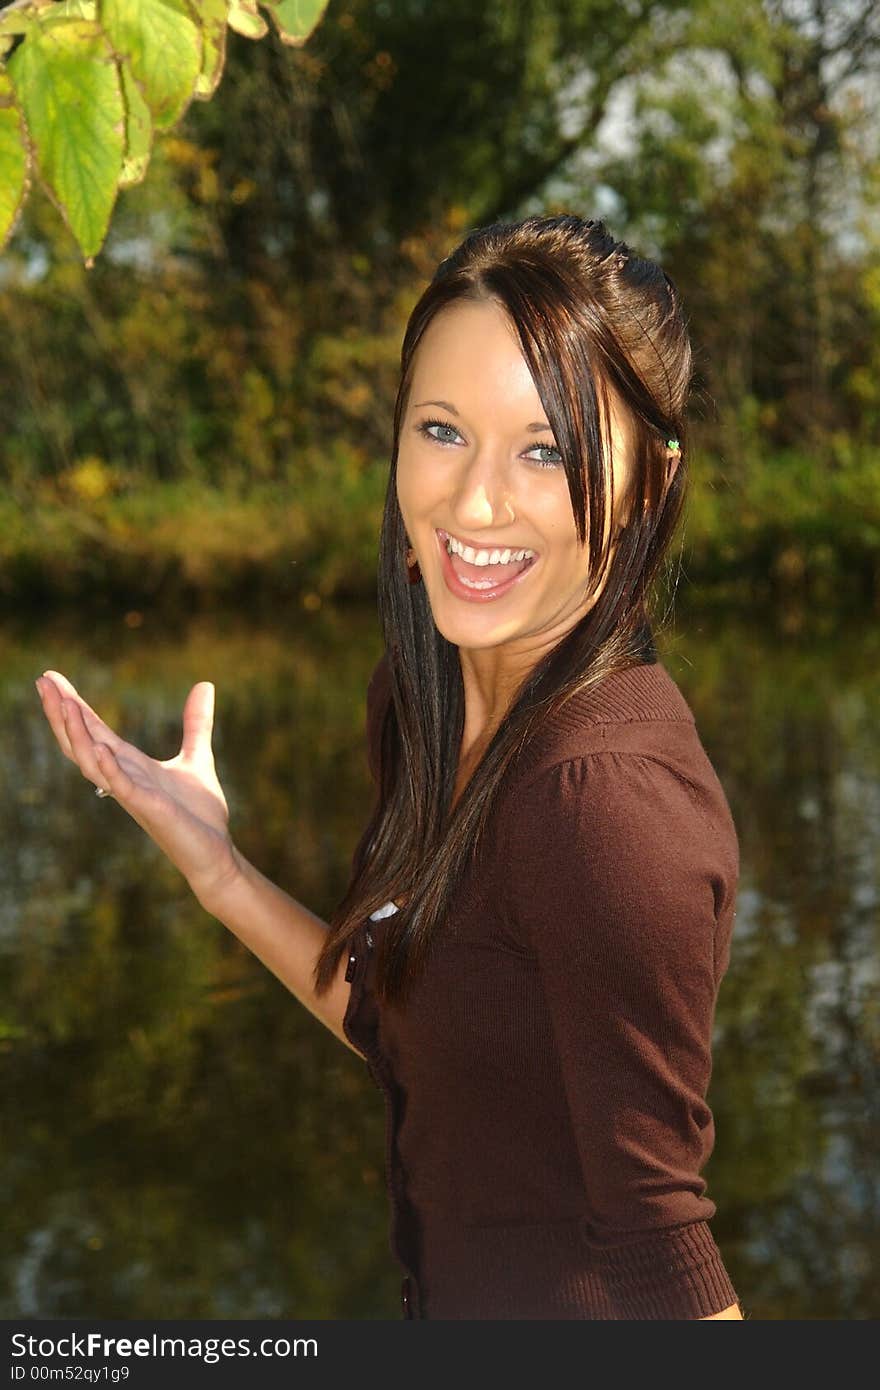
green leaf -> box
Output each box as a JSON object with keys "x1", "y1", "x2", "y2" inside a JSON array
[
  {"x1": 99, "y1": 0, "x2": 202, "y2": 131},
  {"x1": 189, "y1": 0, "x2": 228, "y2": 99},
  {"x1": 0, "y1": 0, "x2": 100, "y2": 37},
  {"x1": 262, "y1": 0, "x2": 330, "y2": 46},
  {"x1": 118, "y1": 57, "x2": 152, "y2": 187},
  {"x1": 46, "y1": 1, "x2": 100, "y2": 21},
  {"x1": 7, "y1": 18, "x2": 124, "y2": 261},
  {"x1": 0, "y1": 1, "x2": 55, "y2": 39},
  {"x1": 0, "y1": 69, "x2": 29, "y2": 249},
  {"x1": 227, "y1": 1, "x2": 268, "y2": 40}
]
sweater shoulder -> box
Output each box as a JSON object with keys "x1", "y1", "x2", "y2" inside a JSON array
[
  {"x1": 509, "y1": 660, "x2": 707, "y2": 786},
  {"x1": 363, "y1": 653, "x2": 731, "y2": 818},
  {"x1": 498, "y1": 665, "x2": 740, "y2": 964}
]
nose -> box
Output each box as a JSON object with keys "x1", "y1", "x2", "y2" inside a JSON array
[{"x1": 449, "y1": 447, "x2": 516, "y2": 528}]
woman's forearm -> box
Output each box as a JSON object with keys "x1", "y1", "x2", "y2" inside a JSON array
[{"x1": 197, "y1": 849, "x2": 363, "y2": 1057}]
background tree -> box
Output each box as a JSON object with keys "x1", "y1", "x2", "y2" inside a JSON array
[{"x1": 1, "y1": 0, "x2": 878, "y2": 609}]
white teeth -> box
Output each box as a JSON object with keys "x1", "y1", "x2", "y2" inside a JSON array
[{"x1": 444, "y1": 532, "x2": 535, "y2": 566}]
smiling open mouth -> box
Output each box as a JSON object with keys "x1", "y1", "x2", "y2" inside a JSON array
[{"x1": 435, "y1": 529, "x2": 538, "y2": 600}]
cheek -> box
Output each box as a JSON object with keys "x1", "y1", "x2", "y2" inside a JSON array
[
  {"x1": 397, "y1": 450, "x2": 453, "y2": 528},
  {"x1": 540, "y1": 517, "x2": 591, "y2": 585},
  {"x1": 395, "y1": 449, "x2": 429, "y2": 513},
  {"x1": 394, "y1": 453, "x2": 417, "y2": 519},
  {"x1": 529, "y1": 486, "x2": 582, "y2": 556}
]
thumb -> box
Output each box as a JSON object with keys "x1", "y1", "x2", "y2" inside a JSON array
[{"x1": 180, "y1": 681, "x2": 215, "y2": 760}]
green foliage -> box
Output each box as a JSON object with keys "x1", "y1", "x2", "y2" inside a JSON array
[
  {"x1": 591, "y1": 0, "x2": 880, "y2": 456},
  {"x1": 8, "y1": 17, "x2": 126, "y2": 260},
  {"x1": 118, "y1": 55, "x2": 152, "y2": 187},
  {"x1": 682, "y1": 446, "x2": 880, "y2": 606},
  {"x1": 1, "y1": 0, "x2": 879, "y2": 610},
  {"x1": 2, "y1": 443, "x2": 879, "y2": 611},
  {"x1": 270, "y1": 0, "x2": 327, "y2": 45},
  {"x1": 0, "y1": 0, "x2": 330, "y2": 260},
  {"x1": 0, "y1": 70, "x2": 27, "y2": 236},
  {"x1": 100, "y1": 0, "x2": 202, "y2": 133},
  {"x1": 192, "y1": 0, "x2": 228, "y2": 98},
  {"x1": 227, "y1": 0, "x2": 268, "y2": 39},
  {"x1": 0, "y1": 461, "x2": 388, "y2": 608}
]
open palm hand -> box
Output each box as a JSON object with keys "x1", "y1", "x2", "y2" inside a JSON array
[{"x1": 35, "y1": 670, "x2": 240, "y2": 906}]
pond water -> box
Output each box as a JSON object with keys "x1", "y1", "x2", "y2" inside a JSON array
[{"x1": 1, "y1": 598, "x2": 877, "y2": 1320}]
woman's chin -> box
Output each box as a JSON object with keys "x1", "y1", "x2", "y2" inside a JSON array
[{"x1": 423, "y1": 576, "x2": 541, "y2": 651}]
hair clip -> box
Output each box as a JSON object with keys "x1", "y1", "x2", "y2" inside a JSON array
[{"x1": 665, "y1": 438, "x2": 681, "y2": 456}]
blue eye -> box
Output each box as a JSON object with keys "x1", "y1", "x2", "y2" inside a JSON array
[
  {"x1": 416, "y1": 417, "x2": 561, "y2": 468},
  {"x1": 526, "y1": 444, "x2": 562, "y2": 469},
  {"x1": 417, "y1": 418, "x2": 461, "y2": 445}
]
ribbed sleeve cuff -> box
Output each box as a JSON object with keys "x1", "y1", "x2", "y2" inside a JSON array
[{"x1": 592, "y1": 1221, "x2": 740, "y2": 1320}]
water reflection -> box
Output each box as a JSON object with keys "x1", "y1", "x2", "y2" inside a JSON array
[{"x1": 1, "y1": 601, "x2": 877, "y2": 1319}]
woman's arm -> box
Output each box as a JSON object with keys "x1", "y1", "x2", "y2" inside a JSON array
[
  {"x1": 702, "y1": 1303, "x2": 743, "y2": 1319},
  {"x1": 35, "y1": 670, "x2": 363, "y2": 1058},
  {"x1": 504, "y1": 750, "x2": 743, "y2": 1320},
  {"x1": 197, "y1": 850, "x2": 363, "y2": 1056}
]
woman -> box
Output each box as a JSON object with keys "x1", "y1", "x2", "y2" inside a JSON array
[{"x1": 35, "y1": 215, "x2": 743, "y2": 1320}]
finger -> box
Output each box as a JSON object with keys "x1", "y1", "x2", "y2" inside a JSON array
[
  {"x1": 180, "y1": 682, "x2": 215, "y2": 761},
  {"x1": 93, "y1": 744, "x2": 164, "y2": 830},
  {"x1": 94, "y1": 744, "x2": 194, "y2": 856},
  {"x1": 61, "y1": 698, "x2": 106, "y2": 788},
  {"x1": 41, "y1": 670, "x2": 123, "y2": 751},
  {"x1": 36, "y1": 675, "x2": 75, "y2": 760}
]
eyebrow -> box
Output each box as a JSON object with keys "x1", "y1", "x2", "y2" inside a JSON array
[{"x1": 413, "y1": 399, "x2": 553, "y2": 433}]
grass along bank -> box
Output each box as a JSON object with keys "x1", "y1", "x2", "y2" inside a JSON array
[{"x1": 2, "y1": 448, "x2": 878, "y2": 612}]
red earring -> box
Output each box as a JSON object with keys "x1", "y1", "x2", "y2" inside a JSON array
[{"x1": 405, "y1": 544, "x2": 422, "y2": 585}]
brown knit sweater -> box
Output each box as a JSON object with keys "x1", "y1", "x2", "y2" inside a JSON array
[{"x1": 342, "y1": 648, "x2": 741, "y2": 1320}]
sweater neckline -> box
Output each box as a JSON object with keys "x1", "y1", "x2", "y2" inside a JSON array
[
  {"x1": 514, "y1": 658, "x2": 694, "y2": 761},
  {"x1": 498, "y1": 658, "x2": 695, "y2": 788},
  {"x1": 554, "y1": 658, "x2": 694, "y2": 729}
]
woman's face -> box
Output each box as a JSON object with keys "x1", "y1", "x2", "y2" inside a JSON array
[{"x1": 396, "y1": 297, "x2": 635, "y2": 659}]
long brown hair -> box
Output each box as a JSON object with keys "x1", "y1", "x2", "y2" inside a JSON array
[{"x1": 313, "y1": 213, "x2": 693, "y2": 1008}]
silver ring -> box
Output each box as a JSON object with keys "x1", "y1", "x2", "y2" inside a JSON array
[{"x1": 95, "y1": 786, "x2": 112, "y2": 798}]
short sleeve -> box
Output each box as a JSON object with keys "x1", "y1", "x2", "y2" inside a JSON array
[{"x1": 504, "y1": 751, "x2": 740, "y2": 1319}]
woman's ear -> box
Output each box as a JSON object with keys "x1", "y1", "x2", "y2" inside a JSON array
[
  {"x1": 612, "y1": 489, "x2": 634, "y2": 536},
  {"x1": 604, "y1": 396, "x2": 638, "y2": 538},
  {"x1": 664, "y1": 439, "x2": 682, "y2": 485}
]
